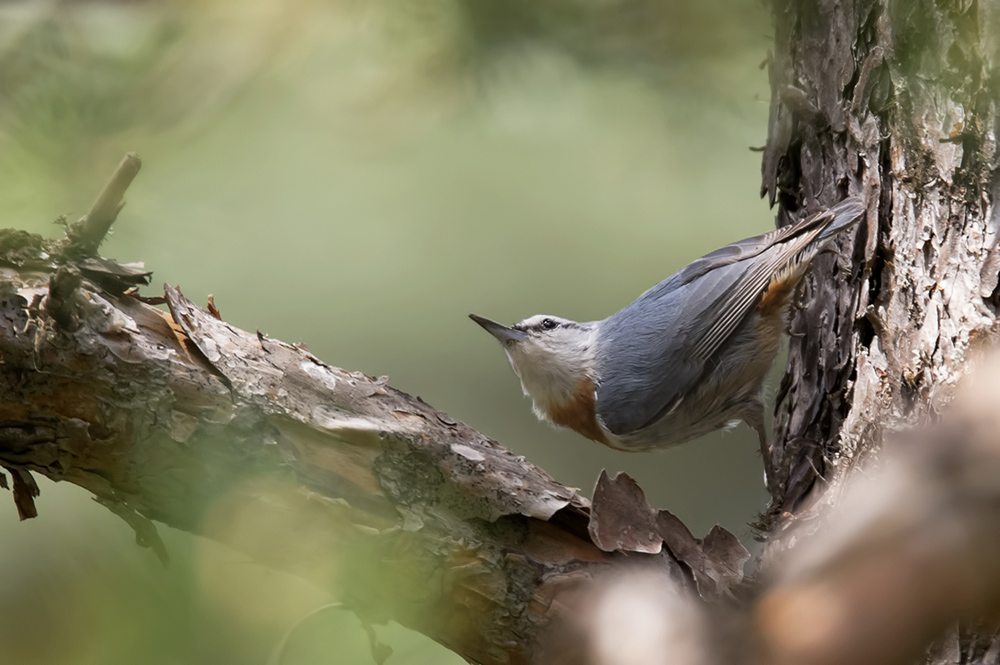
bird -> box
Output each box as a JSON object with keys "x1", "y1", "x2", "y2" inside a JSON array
[{"x1": 469, "y1": 197, "x2": 865, "y2": 468}]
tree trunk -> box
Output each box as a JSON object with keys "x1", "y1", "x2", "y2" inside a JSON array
[
  {"x1": 760, "y1": 0, "x2": 1000, "y2": 662},
  {"x1": 2, "y1": 1, "x2": 1000, "y2": 664},
  {"x1": 764, "y1": 0, "x2": 999, "y2": 520}
]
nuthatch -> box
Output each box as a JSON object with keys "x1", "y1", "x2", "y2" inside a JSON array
[{"x1": 470, "y1": 197, "x2": 864, "y2": 467}]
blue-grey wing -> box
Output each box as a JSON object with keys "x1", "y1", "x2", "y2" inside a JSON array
[
  {"x1": 594, "y1": 197, "x2": 863, "y2": 436},
  {"x1": 594, "y1": 260, "x2": 760, "y2": 436}
]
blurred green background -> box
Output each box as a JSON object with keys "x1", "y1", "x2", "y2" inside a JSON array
[{"x1": 0, "y1": 0, "x2": 775, "y2": 662}]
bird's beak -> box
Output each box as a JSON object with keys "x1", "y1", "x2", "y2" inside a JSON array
[{"x1": 469, "y1": 314, "x2": 527, "y2": 343}]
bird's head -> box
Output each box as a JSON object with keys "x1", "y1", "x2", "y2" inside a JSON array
[{"x1": 469, "y1": 313, "x2": 598, "y2": 412}]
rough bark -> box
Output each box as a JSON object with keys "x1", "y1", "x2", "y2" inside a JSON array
[
  {"x1": 761, "y1": 0, "x2": 1000, "y2": 662},
  {"x1": 762, "y1": 0, "x2": 999, "y2": 518}
]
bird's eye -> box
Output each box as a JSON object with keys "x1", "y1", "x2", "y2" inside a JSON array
[{"x1": 540, "y1": 318, "x2": 557, "y2": 331}]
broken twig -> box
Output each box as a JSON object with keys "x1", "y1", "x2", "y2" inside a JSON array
[{"x1": 66, "y1": 152, "x2": 142, "y2": 255}]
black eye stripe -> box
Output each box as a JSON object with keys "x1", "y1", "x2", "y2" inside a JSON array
[{"x1": 514, "y1": 317, "x2": 581, "y2": 332}]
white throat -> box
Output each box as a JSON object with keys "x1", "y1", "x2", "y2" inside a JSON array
[{"x1": 505, "y1": 326, "x2": 599, "y2": 417}]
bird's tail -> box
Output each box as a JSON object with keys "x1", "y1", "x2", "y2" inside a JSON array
[
  {"x1": 753, "y1": 196, "x2": 866, "y2": 319},
  {"x1": 817, "y1": 196, "x2": 866, "y2": 243}
]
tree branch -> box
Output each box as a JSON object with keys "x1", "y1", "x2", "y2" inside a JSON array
[{"x1": 0, "y1": 203, "x2": 748, "y2": 662}]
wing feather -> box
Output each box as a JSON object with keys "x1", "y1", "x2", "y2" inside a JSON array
[
  {"x1": 690, "y1": 223, "x2": 825, "y2": 360},
  {"x1": 595, "y1": 199, "x2": 863, "y2": 437}
]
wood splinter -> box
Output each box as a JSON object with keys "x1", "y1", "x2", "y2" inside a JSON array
[{"x1": 66, "y1": 152, "x2": 142, "y2": 255}]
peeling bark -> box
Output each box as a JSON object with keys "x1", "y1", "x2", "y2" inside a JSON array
[{"x1": 763, "y1": 0, "x2": 999, "y2": 514}]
